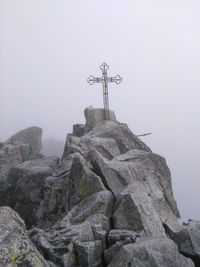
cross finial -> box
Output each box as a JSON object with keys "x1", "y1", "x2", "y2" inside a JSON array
[{"x1": 87, "y1": 63, "x2": 122, "y2": 120}]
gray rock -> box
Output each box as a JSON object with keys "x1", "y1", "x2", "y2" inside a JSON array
[
  {"x1": 1, "y1": 108, "x2": 193, "y2": 267},
  {"x1": 61, "y1": 134, "x2": 84, "y2": 161},
  {"x1": 87, "y1": 214, "x2": 111, "y2": 250},
  {"x1": 6, "y1": 157, "x2": 58, "y2": 228},
  {"x1": 164, "y1": 219, "x2": 200, "y2": 266},
  {"x1": 35, "y1": 174, "x2": 70, "y2": 228},
  {"x1": 84, "y1": 106, "x2": 116, "y2": 133},
  {"x1": 35, "y1": 153, "x2": 77, "y2": 228},
  {"x1": 29, "y1": 221, "x2": 95, "y2": 266},
  {"x1": 108, "y1": 229, "x2": 144, "y2": 247},
  {"x1": 105, "y1": 230, "x2": 146, "y2": 265},
  {"x1": 0, "y1": 127, "x2": 43, "y2": 207},
  {"x1": 59, "y1": 190, "x2": 114, "y2": 227},
  {"x1": 0, "y1": 206, "x2": 52, "y2": 267},
  {"x1": 62, "y1": 111, "x2": 151, "y2": 162},
  {"x1": 74, "y1": 240, "x2": 103, "y2": 267},
  {"x1": 82, "y1": 120, "x2": 151, "y2": 156},
  {"x1": 0, "y1": 143, "x2": 32, "y2": 207},
  {"x1": 88, "y1": 148, "x2": 180, "y2": 225},
  {"x1": 0, "y1": 143, "x2": 31, "y2": 183},
  {"x1": 113, "y1": 182, "x2": 166, "y2": 236},
  {"x1": 108, "y1": 237, "x2": 195, "y2": 267},
  {"x1": 73, "y1": 124, "x2": 85, "y2": 137},
  {"x1": 6, "y1": 126, "x2": 42, "y2": 154},
  {"x1": 68, "y1": 153, "x2": 106, "y2": 208},
  {"x1": 104, "y1": 239, "x2": 133, "y2": 265},
  {"x1": 36, "y1": 153, "x2": 113, "y2": 229}
]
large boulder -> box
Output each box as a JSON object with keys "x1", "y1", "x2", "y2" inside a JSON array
[
  {"x1": 36, "y1": 153, "x2": 114, "y2": 228},
  {"x1": 113, "y1": 182, "x2": 165, "y2": 236},
  {"x1": 6, "y1": 156, "x2": 59, "y2": 228},
  {"x1": 6, "y1": 126, "x2": 42, "y2": 154},
  {"x1": 108, "y1": 237, "x2": 195, "y2": 267},
  {"x1": 0, "y1": 143, "x2": 31, "y2": 206},
  {"x1": 0, "y1": 143, "x2": 30, "y2": 184},
  {"x1": 88, "y1": 149, "x2": 179, "y2": 224},
  {"x1": 29, "y1": 221, "x2": 95, "y2": 266},
  {"x1": 164, "y1": 219, "x2": 200, "y2": 266},
  {"x1": 0, "y1": 127, "x2": 43, "y2": 206},
  {"x1": 84, "y1": 107, "x2": 116, "y2": 132},
  {"x1": 0, "y1": 206, "x2": 53, "y2": 267}
]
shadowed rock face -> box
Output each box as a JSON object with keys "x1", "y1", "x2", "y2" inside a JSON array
[
  {"x1": 0, "y1": 127, "x2": 43, "y2": 207},
  {"x1": 0, "y1": 108, "x2": 199, "y2": 267}
]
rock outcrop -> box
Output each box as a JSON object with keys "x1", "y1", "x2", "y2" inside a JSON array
[
  {"x1": 6, "y1": 126, "x2": 42, "y2": 154},
  {"x1": 7, "y1": 156, "x2": 59, "y2": 228},
  {"x1": 0, "y1": 127, "x2": 43, "y2": 206},
  {"x1": 0, "y1": 206, "x2": 53, "y2": 267},
  {"x1": 0, "y1": 107, "x2": 199, "y2": 267},
  {"x1": 108, "y1": 237, "x2": 195, "y2": 267}
]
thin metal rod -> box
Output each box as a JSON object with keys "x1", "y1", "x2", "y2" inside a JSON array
[{"x1": 136, "y1": 132, "x2": 152, "y2": 137}]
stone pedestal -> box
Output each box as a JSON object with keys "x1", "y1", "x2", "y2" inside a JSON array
[
  {"x1": 73, "y1": 107, "x2": 116, "y2": 136},
  {"x1": 84, "y1": 107, "x2": 116, "y2": 132}
]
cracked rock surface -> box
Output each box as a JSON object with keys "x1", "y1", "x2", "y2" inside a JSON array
[{"x1": 0, "y1": 107, "x2": 199, "y2": 267}]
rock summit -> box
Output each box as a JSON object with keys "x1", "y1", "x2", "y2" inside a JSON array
[{"x1": 0, "y1": 107, "x2": 199, "y2": 267}]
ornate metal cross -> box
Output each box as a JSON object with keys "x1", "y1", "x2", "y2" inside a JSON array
[{"x1": 87, "y1": 63, "x2": 122, "y2": 120}]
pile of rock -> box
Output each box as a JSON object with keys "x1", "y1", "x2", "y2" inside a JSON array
[{"x1": 0, "y1": 107, "x2": 199, "y2": 267}]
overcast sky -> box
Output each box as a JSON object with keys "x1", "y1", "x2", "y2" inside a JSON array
[{"x1": 0, "y1": 0, "x2": 200, "y2": 221}]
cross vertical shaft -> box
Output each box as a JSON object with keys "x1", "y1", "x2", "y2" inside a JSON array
[
  {"x1": 87, "y1": 63, "x2": 122, "y2": 120},
  {"x1": 104, "y1": 82, "x2": 109, "y2": 119}
]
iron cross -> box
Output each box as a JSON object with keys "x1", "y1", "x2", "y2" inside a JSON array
[{"x1": 87, "y1": 63, "x2": 122, "y2": 120}]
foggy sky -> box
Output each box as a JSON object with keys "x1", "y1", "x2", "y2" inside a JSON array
[{"x1": 0, "y1": 0, "x2": 200, "y2": 221}]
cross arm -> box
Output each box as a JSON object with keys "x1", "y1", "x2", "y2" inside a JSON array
[
  {"x1": 107, "y1": 75, "x2": 123, "y2": 84},
  {"x1": 87, "y1": 75, "x2": 104, "y2": 85}
]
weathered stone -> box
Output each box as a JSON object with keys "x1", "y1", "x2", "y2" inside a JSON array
[
  {"x1": 0, "y1": 127, "x2": 43, "y2": 208},
  {"x1": 61, "y1": 134, "x2": 84, "y2": 160},
  {"x1": 84, "y1": 106, "x2": 116, "y2": 133},
  {"x1": 113, "y1": 182, "x2": 165, "y2": 236},
  {"x1": 89, "y1": 148, "x2": 180, "y2": 225},
  {"x1": 35, "y1": 154, "x2": 77, "y2": 228},
  {"x1": 108, "y1": 229, "x2": 144, "y2": 247},
  {"x1": 104, "y1": 230, "x2": 146, "y2": 265},
  {"x1": 59, "y1": 190, "x2": 114, "y2": 227},
  {"x1": 0, "y1": 143, "x2": 31, "y2": 184},
  {"x1": 74, "y1": 240, "x2": 103, "y2": 267},
  {"x1": 29, "y1": 221, "x2": 95, "y2": 266},
  {"x1": 6, "y1": 157, "x2": 58, "y2": 228},
  {"x1": 36, "y1": 152, "x2": 112, "y2": 229},
  {"x1": 0, "y1": 206, "x2": 52, "y2": 267},
  {"x1": 81, "y1": 136, "x2": 121, "y2": 160},
  {"x1": 164, "y1": 219, "x2": 200, "y2": 266},
  {"x1": 73, "y1": 124, "x2": 85, "y2": 137},
  {"x1": 87, "y1": 214, "x2": 111, "y2": 250},
  {"x1": 68, "y1": 153, "x2": 106, "y2": 208},
  {"x1": 1, "y1": 108, "x2": 193, "y2": 267},
  {"x1": 83, "y1": 120, "x2": 151, "y2": 156},
  {"x1": 62, "y1": 248, "x2": 75, "y2": 267},
  {"x1": 6, "y1": 126, "x2": 42, "y2": 154},
  {"x1": 104, "y1": 239, "x2": 133, "y2": 265},
  {"x1": 108, "y1": 237, "x2": 195, "y2": 267},
  {"x1": 35, "y1": 174, "x2": 70, "y2": 228}
]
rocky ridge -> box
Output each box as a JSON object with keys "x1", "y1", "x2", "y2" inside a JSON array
[{"x1": 0, "y1": 107, "x2": 199, "y2": 267}]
